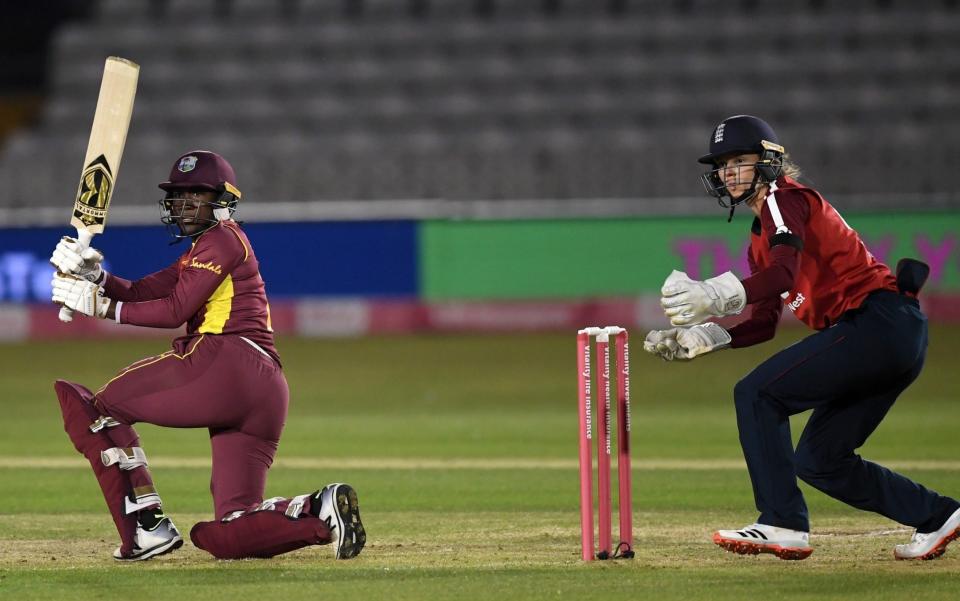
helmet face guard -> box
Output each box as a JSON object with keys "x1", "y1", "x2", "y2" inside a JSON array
[
  {"x1": 698, "y1": 114, "x2": 786, "y2": 220},
  {"x1": 700, "y1": 144, "x2": 784, "y2": 208},
  {"x1": 159, "y1": 182, "x2": 240, "y2": 240},
  {"x1": 157, "y1": 151, "x2": 241, "y2": 240}
]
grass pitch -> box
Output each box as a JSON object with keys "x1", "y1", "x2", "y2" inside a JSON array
[{"x1": 2, "y1": 327, "x2": 960, "y2": 600}]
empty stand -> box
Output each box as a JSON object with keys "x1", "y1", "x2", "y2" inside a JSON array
[{"x1": 1, "y1": 0, "x2": 958, "y2": 211}]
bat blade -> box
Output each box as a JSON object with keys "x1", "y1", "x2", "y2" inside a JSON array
[
  {"x1": 59, "y1": 57, "x2": 139, "y2": 323},
  {"x1": 70, "y1": 56, "x2": 139, "y2": 235}
]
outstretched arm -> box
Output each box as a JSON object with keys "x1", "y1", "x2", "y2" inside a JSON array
[
  {"x1": 660, "y1": 189, "x2": 810, "y2": 328},
  {"x1": 727, "y1": 246, "x2": 785, "y2": 348},
  {"x1": 51, "y1": 235, "x2": 182, "y2": 302},
  {"x1": 101, "y1": 262, "x2": 181, "y2": 302},
  {"x1": 727, "y1": 295, "x2": 783, "y2": 348},
  {"x1": 117, "y1": 229, "x2": 245, "y2": 329}
]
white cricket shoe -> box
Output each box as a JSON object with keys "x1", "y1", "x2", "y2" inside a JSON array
[
  {"x1": 713, "y1": 523, "x2": 813, "y2": 560},
  {"x1": 315, "y1": 483, "x2": 366, "y2": 559},
  {"x1": 895, "y1": 507, "x2": 960, "y2": 560},
  {"x1": 113, "y1": 514, "x2": 183, "y2": 561}
]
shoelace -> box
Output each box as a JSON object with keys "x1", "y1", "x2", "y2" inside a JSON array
[{"x1": 909, "y1": 532, "x2": 933, "y2": 545}]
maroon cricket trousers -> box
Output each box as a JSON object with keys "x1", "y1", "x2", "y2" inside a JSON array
[{"x1": 96, "y1": 333, "x2": 288, "y2": 520}]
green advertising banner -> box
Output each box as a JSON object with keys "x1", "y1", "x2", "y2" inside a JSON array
[{"x1": 420, "y1": 212, "x2": 960, "y2": 300}]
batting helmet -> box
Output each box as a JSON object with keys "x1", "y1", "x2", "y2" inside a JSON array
[
  {"x1": 158, "y1": 151, "x2": 242, "y2": 239},
  {"x1": 159, "y1": 150, "x2": 242, "y2": 210}
]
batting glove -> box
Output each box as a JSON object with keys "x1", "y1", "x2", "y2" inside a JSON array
[
  {"x1": 50, "y1": 236, "x2": 105, "y2": 284},
  {"x1": 660, "y1": 269, "x2": 746, "y2": 326},
  {"x1": 51, "y1": 272, "x2": 112, "y2": 319}
]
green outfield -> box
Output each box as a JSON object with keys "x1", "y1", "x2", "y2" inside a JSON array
[{"x1": 2, "y1": 327, "x2": 960, "y2": 600}]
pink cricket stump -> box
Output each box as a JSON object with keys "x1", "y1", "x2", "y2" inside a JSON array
[
  {"x1": 576, "y1": 331, "x2": 594, "y2": 562},
  {"x1": 595, "y1": 333, "x2": 613, "y2": 559},
  {"x1": 578, "y1": 326, "x2": 634, "y2": 561},
  {"x1": 616, "y1": 330, "x2": 634, "y2": 557}
]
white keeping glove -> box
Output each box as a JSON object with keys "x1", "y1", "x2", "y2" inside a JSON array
[
  {"x1": 643, "y1": 328, "x2": 683, "y2": 361},
  {"x1": 674, "y1": 323, "x2": 732, "y2": 360},
  {"x1": 660, "y1": 269, "x2": 746, "y2": 326},
  {"x1": 50, "y1": 236, "x2": 105, "y2": 283},
  {"x1": 50, "y1": 273, "x2": 112, "y2": 319},
  {"x1": 644, "y1": 323, "x2": 732, "y2": 361}
]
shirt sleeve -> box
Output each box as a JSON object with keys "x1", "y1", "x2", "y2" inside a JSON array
[
  {"x1": 118, "y1": 230, "x2": 245, "y2": 329},
  {"x1": 101, "y1": 260, "x2": 181, "y2": 302},
  {"x1": 728, "y1": 246, "x2": 783, "y2": 348},
  {"x1": 741, "y1": 188, "x2": 810, "y2": 303}
]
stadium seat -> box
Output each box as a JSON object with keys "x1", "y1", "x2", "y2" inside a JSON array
[{"x1": 0, "y1": 0, "x2": 957, "y2": 206}]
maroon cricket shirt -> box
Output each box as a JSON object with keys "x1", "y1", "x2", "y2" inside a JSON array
[{"x1": 102, "y1": 220, "x2": 279, "y2": 364}]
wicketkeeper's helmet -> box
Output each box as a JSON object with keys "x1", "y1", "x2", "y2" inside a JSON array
[{"x1": 698, "y1": 115, "x2": 785, "y2": 218}]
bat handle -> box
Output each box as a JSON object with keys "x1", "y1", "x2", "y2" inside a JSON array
[{"x1": 58, "y1": 229, "x2": 95, "y2": 323}]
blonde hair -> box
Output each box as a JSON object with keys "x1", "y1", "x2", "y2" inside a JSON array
[
  {"x1": 749, "y1": 154, "x2": 802, "y2": 206},
  {"x1": 780, "y1": 154, "x2": 802, "y2": 180}
]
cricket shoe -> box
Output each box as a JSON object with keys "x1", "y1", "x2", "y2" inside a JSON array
[
  {"x1": 895, "y1": 507, "x2": 960, "y2": 560},
  {"x1": 114, "y1": 511, "x2": 183, "y2": 561},
  {"x1": 314, "y1": 483, "x2": 366, "y2": 559},
  {"x1": 713, "y1": 523, "x2": 812, "y2": 560}
]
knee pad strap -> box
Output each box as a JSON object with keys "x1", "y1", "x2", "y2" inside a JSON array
[
  {"x1": 285, "y1": 493, "x2": 311, "y2": 518},
  {"x1": 102, "y1": 447, "x2": 148, "y2": 471},
  {"x1": 90, "y1": 416, "x2": 121, "y2": 433}
]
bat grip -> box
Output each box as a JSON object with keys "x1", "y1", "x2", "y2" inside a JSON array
[{"x1": 58, "y1": 229, "x2": 95, "y2": 323}]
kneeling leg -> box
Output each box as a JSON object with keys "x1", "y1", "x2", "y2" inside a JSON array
[{"x1": 190, "y1": 494, "x2": 331, "y2": 559}]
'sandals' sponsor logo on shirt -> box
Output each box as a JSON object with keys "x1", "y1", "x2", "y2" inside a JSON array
[{"x1": 189, "y1": 258, "x2": 223, "y2": 275}]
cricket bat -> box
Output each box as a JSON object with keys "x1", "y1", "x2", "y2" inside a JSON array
[{"x1": 59, "y1": 56, "x2": 139, "y2": 322}]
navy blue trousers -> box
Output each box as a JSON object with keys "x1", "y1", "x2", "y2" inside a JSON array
[{"x1": 734, "y1": 290, "x2": 958, "y2": 533}]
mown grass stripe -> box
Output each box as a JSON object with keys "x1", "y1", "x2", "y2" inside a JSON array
[{"x1": 2, "y1": 457, "x2": 959, "y2": 470}]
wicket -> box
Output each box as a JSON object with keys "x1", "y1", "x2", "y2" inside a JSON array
[{"x1": 577, "y1": 326, "x2": 634, "y2": 561}]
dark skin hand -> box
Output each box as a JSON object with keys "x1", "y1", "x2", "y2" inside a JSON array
[{"x1": 104, "y1": 189, "x2": 217, "y2": 320}]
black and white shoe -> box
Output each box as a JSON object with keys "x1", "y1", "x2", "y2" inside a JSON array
[
  {"x1": 113, "y1": 511, "x2": 183, "y2": 561},
  {"x1": 713, "y1": 523, "x2": 812, "y2": 560},
  {"x1": 315, "y1": 483, "x2": 366, "y2": 559}
]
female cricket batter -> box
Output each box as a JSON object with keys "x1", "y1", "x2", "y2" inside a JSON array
[
  {"x1": 644, "y1": 115, "x2": 960, "y2": 560},
  {"x1": 50, "y1": 150, "x2": 365, "y2": 561}
]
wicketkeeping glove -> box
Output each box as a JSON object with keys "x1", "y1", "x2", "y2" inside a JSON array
[
  {"x1": 643, "y1": 328, "x2": 683, "y2": 361},
  {"x1": 660, "y1": 269, "x2": 746, "y2": 326},
  {"x1": 644, "y1": 323, "x2": 732, "y2": 361},
  {"x1": 50, "y1": 236, "x2": 105, "y2": 283},
  {"x1": 50, "y1": 272, "x2": 112, "y2": 319},
  {"x1": 674, "y1": 323, "x2": 732, "y2": 360}
]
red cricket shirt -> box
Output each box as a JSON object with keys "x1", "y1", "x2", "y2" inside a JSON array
[{"x1": 729, "y1": 176, "x2": 897, "y2": 347}]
